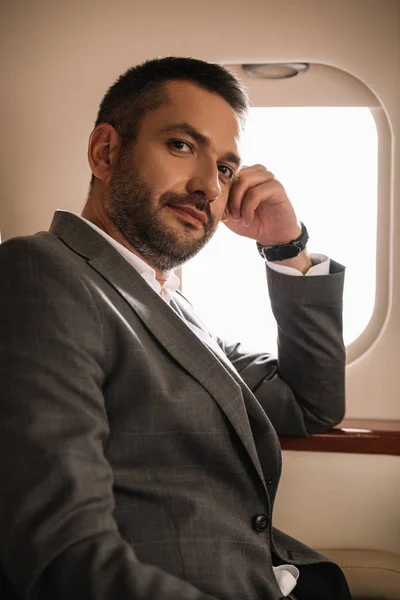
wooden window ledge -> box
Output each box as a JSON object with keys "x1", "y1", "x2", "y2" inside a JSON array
[{"x1": 279, "y1": 419, "x2": 400, "y2": 455}]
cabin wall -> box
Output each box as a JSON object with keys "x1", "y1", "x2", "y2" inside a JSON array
[{"x1": 1, "y1": 0, "x2": 399, "y2": 554}]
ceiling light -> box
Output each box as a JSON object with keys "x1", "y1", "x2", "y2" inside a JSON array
[{"x1": 242, "y1": 63, "x2": 309, "y2": 80}]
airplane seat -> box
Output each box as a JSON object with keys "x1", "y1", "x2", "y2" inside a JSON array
[{"x1": 317, "y1": 549, "x2": 400, "y2": 599}]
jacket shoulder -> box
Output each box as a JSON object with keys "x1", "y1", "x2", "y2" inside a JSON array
[{"x1": 0, "y1": 231, "x2": 84, "y2": 275}]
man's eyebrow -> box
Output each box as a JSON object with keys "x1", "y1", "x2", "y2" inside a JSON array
[{"x1": 160, "y1": 122, "x2": 242, "y2": 169}]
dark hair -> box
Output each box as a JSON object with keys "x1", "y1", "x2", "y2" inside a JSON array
[{"x1": 90, "y1": 56, "x2": 249, "y2": 186}]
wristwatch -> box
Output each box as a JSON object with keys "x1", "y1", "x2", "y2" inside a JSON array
[{"x1": 256, "y1": 222, "x2": 309, "y2": 261}]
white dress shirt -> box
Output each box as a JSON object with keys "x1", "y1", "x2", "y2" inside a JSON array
[
  {"x1": 70, "y1": 211, "x2": 333, "y2": 596},
  {"x1": 74, "y1": 212, "x2": 330, "y2": 299},
  {"x1": 75, "y1": 213, "x2": 180, "y2": 302}
]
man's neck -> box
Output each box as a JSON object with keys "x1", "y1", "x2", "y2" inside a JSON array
[{"x1": 81, "y1": 206, "x2": 169, "y2": 287}]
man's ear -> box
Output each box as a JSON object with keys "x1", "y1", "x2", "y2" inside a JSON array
[{"x1": 88, "y1": 124, "x2": 121, "y2": 185}]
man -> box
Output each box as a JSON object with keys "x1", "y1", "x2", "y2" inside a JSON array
[{"x1": 0, "y1": 57, "x2": 351, "y2": 599}]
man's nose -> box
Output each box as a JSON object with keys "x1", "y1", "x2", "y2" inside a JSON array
[{"x1": 186, "y1": 162, "x2": 221, "y2": 202}]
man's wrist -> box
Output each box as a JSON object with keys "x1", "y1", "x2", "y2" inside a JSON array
[
  {"x1": 270, "y1": 248, "x2": 313, "y2": 275},
  {"x1": 256, "y1": 223, "x2": 309, "y2": 264},
  {"x1": 256, "y1": 225, "x2": 302, "y2": 248}
]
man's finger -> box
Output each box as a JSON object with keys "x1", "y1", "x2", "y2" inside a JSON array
[
  {"x1": 228, "y1": 168, "x2": 275, "y2": 221},
  {"x1": 239, "y1": 179, "x2": 284, "y2": 227}
]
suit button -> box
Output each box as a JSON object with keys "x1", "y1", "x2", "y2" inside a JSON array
[{"x1": 252, "y1": 514, "x2": 268, "y2": 532}]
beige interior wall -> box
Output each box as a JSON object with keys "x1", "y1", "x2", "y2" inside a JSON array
[{"x1": 1, "y1": 0, "x2": 399, "y2": 552}]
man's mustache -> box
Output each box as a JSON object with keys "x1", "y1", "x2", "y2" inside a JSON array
[{"x1": 161, "y1": 193, "x2": 214, "y2": 228}]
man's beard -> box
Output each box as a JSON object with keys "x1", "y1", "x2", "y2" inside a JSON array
[{"x1": 104, "y1": 148, "x2": 218, "y2": 272}]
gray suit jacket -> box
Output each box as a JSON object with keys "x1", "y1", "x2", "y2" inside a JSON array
[{"x1": 0, "y1": 211, "x2": 351, "y2": 599}]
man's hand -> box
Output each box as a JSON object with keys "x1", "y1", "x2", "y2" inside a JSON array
[{"x1": 223, "y1": 164, "x2": 312, "y2": 273}]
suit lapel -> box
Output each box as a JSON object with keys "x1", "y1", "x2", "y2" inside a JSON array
[
  {"x1": 174, "y1": 295, "x2": 282, "y2": 482},
  {"x1": 50, "y1": 211, "x2": 268, "y2": 491}
]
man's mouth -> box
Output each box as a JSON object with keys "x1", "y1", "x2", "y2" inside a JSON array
[{"x1": 167, "y1": 204, "x2": 208, "y2": 227}]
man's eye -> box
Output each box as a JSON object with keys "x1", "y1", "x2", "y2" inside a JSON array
[
  {"x1": 218, "y1": 165, "x2": 235, "y2": 181},
  {"x1": 168, "y1": 140, "x2": 193, "y2": 153}
]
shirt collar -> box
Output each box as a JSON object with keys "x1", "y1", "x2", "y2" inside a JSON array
[{"x1": 68, "y1": 212, "x2": 180, "y2": 303}]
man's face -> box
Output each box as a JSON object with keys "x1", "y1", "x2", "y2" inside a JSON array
[{"x1": 103, "y1": 80, "x2": 241, "y2": 271}]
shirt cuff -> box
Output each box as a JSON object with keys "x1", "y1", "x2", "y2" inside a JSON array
[{"x1": 266, "y1": 253, "x2": 330, "y2": 277}]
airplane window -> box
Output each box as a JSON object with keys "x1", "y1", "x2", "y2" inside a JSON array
[{"x1": 181, "y1": 107, "x2": 378, "y2": 353}]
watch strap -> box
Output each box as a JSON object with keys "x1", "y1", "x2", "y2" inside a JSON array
[{"x1": 256, "y1": 222, "x2": 309, "y2": 261}]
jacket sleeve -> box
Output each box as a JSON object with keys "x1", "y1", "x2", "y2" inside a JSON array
[
  {"x1": 217, "y1": 261, "x2": 346, "y2": 436},
  {"x1": 0, "y1": 237, "x2": 217, "y2": 600}
]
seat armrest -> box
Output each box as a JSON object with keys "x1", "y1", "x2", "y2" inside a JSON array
[{"x1": 317, "y1": 549, "x2": 400, "y2": 599}]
